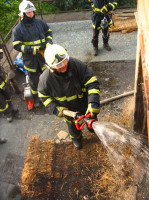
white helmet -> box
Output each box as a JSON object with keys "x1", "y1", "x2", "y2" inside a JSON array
[
  {"x1": 19, "y1": 0, "x2": 36, "y2": 17},
  {"x1": 44, "y1": 44, "x2": 69, "y2": 70}
]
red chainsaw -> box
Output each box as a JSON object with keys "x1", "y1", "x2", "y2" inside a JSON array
[{"x1": 63, "y1": 110, "x2": 97, "y2": 130}]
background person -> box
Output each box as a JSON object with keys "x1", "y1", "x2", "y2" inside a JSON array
[
  {"x1": 0, "y1": 44, "x2": 18, "y2": 123},
  {"x1": 38, "y1": 44, "x2": 100, "y2": 149},
  {"x1": 88, "y1": 0, "x2": 117, "y2": 56},
  {"x1": 12, "y1": 0, "x2": 53, "y2": 107}
]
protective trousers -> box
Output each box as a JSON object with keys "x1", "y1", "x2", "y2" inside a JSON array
[
  {"x1": 92, "y1": 26, "x2": 110, "y2": 48},
  {"x1": 28, "y1": 70, "x2": 42, "y2": 100},
  {"x1": 0, "y1": 89, "x2": 12, "y2": 117},
  {"x1": 66, "y1": 121, "x2": 82, "y2": 140}
]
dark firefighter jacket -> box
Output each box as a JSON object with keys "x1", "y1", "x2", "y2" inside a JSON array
[
  {"x1": 0, "y1": 44, "x2": 8, "y2": 91},
  {"x1": 89, "y1": 0, "x2": 118, "y2": 30},
  {"x1": 12, "y1": 18, "x2": 53, "y2": 73},
  {"x1": 38, "y1": 57, "x2": 100, "y2": 115}
]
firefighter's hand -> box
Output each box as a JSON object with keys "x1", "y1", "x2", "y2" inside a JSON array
[
  {"x1": 85, "y1": 103, "x2": 100, "y2": 118},
  {"x1": 101, "y1": 6, "x2": 108, "y2": 14},
  {"x1": 30, "y1": 46, "x2": 40, "y2": 55},
  {"x1": 54, "y1": 106, "x2": 68, "y2": 118}
]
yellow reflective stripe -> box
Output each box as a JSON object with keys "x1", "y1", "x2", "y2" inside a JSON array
[
  {"x1": 88, "y1": 89, "x2": 100, "y2": 95},
  {"x1": 0, "y1": 74, "x2": 8, "y2": 89},
  {"x1": 46, "y1": 28, "x2": 52, "y2": 33},
  {"x1": 24, "y1": 65, "x2": 36, "y2": 72},
  {"x1": 21, "y1": 45, "x2": 25, "y2": 53},
  {"x1": 46, "y1": 36, "x2": 52, "y2": 40},
  {"x1": 0, "y1": 81, "x2": 5, "y2": 89},
  {"x1": 78, "y1": 93, "x2": 83, "y2": 98},
  {"x1": 13, "y1": 41, "x2": 22, "y2": 45},
  {"x1": 0, "y1": 49, "x2": 3, "y2": 52},
  {"x1": 41, "y1": 65, "x2": 47, "y2": 71},
  {"x1": 92, "y1": 23, "x2": 102, "y2": 30},
  {"x1": 109, "y1": 19, "x2": 113, "y2": 26},
  {"x1": 31, "y1": 89, "x2": 38, "y2": 95},
  {"x1": 5, "y1": 74, "x2": 8, "y2": 83},
  {"x1": 84, "y1": 76, "x2": 98, "y2": 86},
  {"x1": 23, "y1": 38, "x2": 45, "y2": 45},
  {"x1": 0, "y1": 103, "x2": 8, "y2": 112},
  {"x1": 38, "y1": 91, "x2": 50, "y2": 98},
  {"x1": 55, "y1": 96, "x2": 67, "y2": 101},
  {"x1": 82, "y1": 87, "x2": 86, "y2": 92},
  {"x1": 44, "y1": 98, "x2": 53, "y2": 107},
  {"x1": 92, "y1": 4, "x2": 102, "y2": 13},
  {"x1": 69, "y1": 133, "x2": 82, "y2": 139},
  {"x1": 6, "y1": 99, "x2": 11, "y2": 102},
  {"x1": 67, "y1": 95, "x2": 77, "y2": 101},
  {"x1": 109, "y1": 2, "x2": 115, "y2": 10}
]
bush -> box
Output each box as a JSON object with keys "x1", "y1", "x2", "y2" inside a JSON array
[{"x1": 0, "y1": 0, "x2": 137, "y2": 39}]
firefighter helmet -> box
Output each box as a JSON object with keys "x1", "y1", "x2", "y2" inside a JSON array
[
  {"x1": 19, "y1": 0, "x2": 36, "y2": 17},
  {"x1": 44, "y1": 44, "x2": 69, "y2": 70}
]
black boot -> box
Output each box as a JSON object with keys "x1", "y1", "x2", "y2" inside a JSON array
[
  {"x1": 103, "y1": 43, "x2": 111, "y2": 51},
  {"x1": 0, "y1": 138, "x2": 7, "y2": 144},
  {"x1": 34, "y1": 97, "x2": 41, "y2": 108},
  {"x1": 6, "y1": 112, "x2": 13, "y2": 123},
  {"x1": 93, "y1": 46, "x2": 98, "y2": 56},
  {"x1": 72, "y1": 137, "x2": 82, "y2": 150}
]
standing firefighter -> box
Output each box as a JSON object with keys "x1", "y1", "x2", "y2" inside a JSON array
[
  {"x1": 12, "y1": 0, "x2": 53, "y2": 107},
  {"x1": 0, "y1": 44, "x2": 18, "y2": 125},
  {"x1": 38, "y1": 44, "x2": 100, "y2": 149},
  {"x1": 88, "y1": 0, "x2": 117, "y2": 56}
]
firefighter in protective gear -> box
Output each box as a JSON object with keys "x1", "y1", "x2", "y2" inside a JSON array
[
  {"x1": 0, "y1": 44, "x2": 18, "y2": 123},
  {"x1": 38, "y1": 44, "x2": 100, "y2": 149},
  {"x1": 12, "y1": 0, "x2": 53, "y2": 107},
  {"x1": 88, "y1": 0, "x2": 117, "y2": 56}
]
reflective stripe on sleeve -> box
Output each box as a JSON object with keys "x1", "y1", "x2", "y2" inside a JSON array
[
  {"x1": 84, "y1": 76, "x2": 98, "y2": 86},
  {"x1": 88, "y1": 89, "x2": 100, "y2": 95}
]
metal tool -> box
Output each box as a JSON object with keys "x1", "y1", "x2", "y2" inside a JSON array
[
  {"x1": 13, "y1": 53, "x2": 34, "y2": 110},
  {"x1": 63, "y1": 110, "x2": 97, "y2": 131}
]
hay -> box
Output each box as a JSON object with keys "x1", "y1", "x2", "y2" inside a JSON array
[
  {"x1": 109, "y1": 16, "x2": 137, "y2": 33},
  {"x1": 21, "y1": 134, "x2": 137, "y2": 199}
]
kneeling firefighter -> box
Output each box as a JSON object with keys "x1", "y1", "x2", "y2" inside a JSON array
[
  {"x1": 88, "y1": 0, "x2": 118, "y2": 56},
  {"x1": 38, "y1": 44, "x2": 100, "y2": 149}
]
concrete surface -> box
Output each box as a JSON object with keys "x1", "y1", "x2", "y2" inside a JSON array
[{"x1": 0, "y1": 11, "x2": 137, "y2": 200}]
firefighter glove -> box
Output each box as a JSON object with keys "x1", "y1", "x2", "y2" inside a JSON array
[
  {"x1": 85, "y1": 103, "x2": 100, "y2": 118},
  {"x1": 54, "y1": 106, "x2": 68, "y2": 118},
  {"x1": 101, "y1": 6, "x2": 108, "y2": 14},
  {"x1": 30, "y1": 46, "x2": 40, "y2": 55}
]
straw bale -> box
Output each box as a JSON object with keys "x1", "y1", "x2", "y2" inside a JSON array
[{"x1": 21, "y1": 134, "x2": 138, "y2": 199}]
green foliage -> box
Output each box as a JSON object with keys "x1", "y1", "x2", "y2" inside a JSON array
[
  {"x1": 0, "y1": 0, "x2": 21, "y2": 38},
  {"x1": 54, "y1": 0, "x2": 90, "y2": 11},
  {"x1": 0, "y1": 0, "x2": 137, "y2": 39},
  {"x1": 117, "y1": 0, "x2": 137, "y2": 7},
  {"x1": 36, "y1": 2, "x2": 59, "y2": 13}
]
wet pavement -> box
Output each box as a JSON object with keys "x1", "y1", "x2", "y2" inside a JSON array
[{"x1": 0, "y1": 10, "x2": 137, "y2": 200}]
